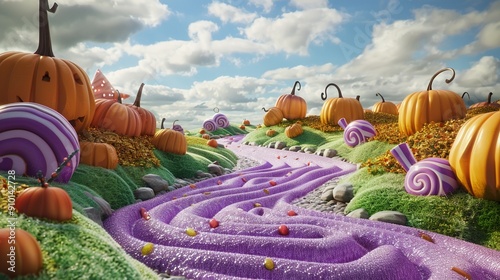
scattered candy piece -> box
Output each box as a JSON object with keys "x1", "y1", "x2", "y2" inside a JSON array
[
  {"x1": 451, "y1": 267, "x2": 471, "y2": 279},
  {"x1": 186, "y1": 228, "x2": 197, "y2": 237},
  {"x1": 140, "y1": 207, "x2": 150, "y2": 220},
  {"x1": 203, "y1": 192, "x2": 211, "y2": 195},
  {"x1": 241, "y1": 177, "x2": 247, "y2": 182},
  {"x1": 278, "y1": 225, "x2": 289, "y2": 236},
  {"x1": 263, "y1": 189, "x2": 270, "y2": 194},
  {"x1": 287, "y1": 210, "x2": 297, "y2": 216},
  {"x1": 263, "y1": 257, "x2": 275, "y2": 270},
  {"x1": 217, "y1": 180, "x2": 222, "y2": 185},
  {"x1": 141, "y1": 243, "x2": 154, "y2": 256},
  {"x1": 276, "y1": 155, "x2": 280, "y2": 159},
  {"x1": 418, "y1": 231, "x2": 434, "y2": 243},
  {"x1": 254, "y1": 202, "x2": 262, "y2": 207},
  {"x1": 269, "y1": 180, "x2": 277, "y2": 186},
  {"x1": 189, "y1": 184, "x2": 196, "y2": 189},
  {"x1": 209, "y1": 218, "x2": 219, "y2": 228}
]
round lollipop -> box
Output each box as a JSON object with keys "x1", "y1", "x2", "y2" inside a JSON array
[
  {"x1": 203, "y1": 118, "x2": 218, "y2": 132},
  {"x1": 338, "y1": 118, "x2": 376, "y2": 147},
  {"x1": 0, "y1": 103, "x2": 80, "y2": 183},
  {"x1": 390, "y1": 143, "x2": 458, "y2": 196},
  {"x1": 212, "y1": 107, "x2": 230, "y2": 128}
]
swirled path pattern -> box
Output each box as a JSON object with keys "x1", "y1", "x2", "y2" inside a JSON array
[{"x1": 104, "y1": 135, "x2": 500, "y2": 279}]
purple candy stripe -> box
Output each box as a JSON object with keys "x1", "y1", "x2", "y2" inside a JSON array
[
  {"x1": 213, "y1": 113, "x2": 229, "y2": 128},
  {"x1": 0, "y1": 156, "x2": 26, "y2": 174},
  {"x1": 342, "y1": 120, "x2": 376, "y2": 147},
  {"x1": 0, "y1": 135, "x2": 53, "y2": 176},
  {"x1": 203, "y1": 119, "x2": 218, "y2": 132},
  {"x1": 390, "y1": 143, "x2": 417, "y2": 172},
  {"x1": 338, "y1": 118, "x2": 348, "y2": 129},
  {"x1": 405, "y1": 158, "x2": 458, "y2": 196}
]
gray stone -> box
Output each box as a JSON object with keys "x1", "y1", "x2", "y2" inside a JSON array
[
  {"x1": 84, "y1": 191, "x2": 113, "y2": 218},
  {"x1": 346, "y1": 208, "x2": 369, "y2": 219},
  {"x1": 332, "y1": 183, "x2": 354, "y2": 202},
  {"x1": 320, "y1": 184, "x2": 337, "y2": 201},
  {"x1": 133, "y1": 187, "x2": 155, "y2": 200},
  {"x1": 275, "y1": 141, "x2": 287, "y2": 149},
  {"x1": 83, "y1": 207, "x2": 103, "y2": 226},
  {"x1": 142, "y1": 174, "x2": 169, "y2": 194},
  {"x1": 303, "y1": 147, "x2": 316, "y2": 154},
  {"x1": 323, "y1": 149, "x2": 338, "y2": 158},
  {"x1": 289, "y1": 145, "x2": 302, "y2": 152},
  {"x1": 208, "y1": 163, "x2": 224, "y2": 176},
  {"x1": 369, "y1": 210, "x2": 407, "y2": 225},
  {"x1": 267, "y1": 142, "x2": 276, "y2": 148}
]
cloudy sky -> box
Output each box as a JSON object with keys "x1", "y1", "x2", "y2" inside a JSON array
[{"x1": 1, "y1": 0, "x2": 499, "y2": 131}]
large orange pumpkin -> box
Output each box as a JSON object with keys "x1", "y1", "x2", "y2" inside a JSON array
[
  {"x1": 0, "y1": 228, "x2": 43, "y2": 277},
  {"x1": 275, "y1": 81, "x2": 307, "y2": 120},
  {"x1": 91, "y1": 93, "x2": 143, "y2": 137},
  {"x1": 449, "y1": 111, "x2": 500, "y2": 201},
  {"x1": 126, "y1": 83, "x2": 157, "y2": 135},
  {"x1": 469, "y1": 92, "x2": 500, "y2": 109},
  {"x1": 0, "y1": 1, "x2": 95, "y2": 132},
  {"x1": 398, "y1": 68, "x2": 466, "y2": 136},
  {"x1": 372, "y1": 93, "x2": 398, "y2": 115},
  {"x1": 320, "y1": 83, "x2": 364, "y2": 125},
  {"x1": 152, "y1": 129, "x2": 187, "y2": 155},
  {"x1": 262, "y1": 107, "x2": 284, "y2": 126},
  {"x1": 79, "y1": 141, "x2": 119, "y2": 169}
]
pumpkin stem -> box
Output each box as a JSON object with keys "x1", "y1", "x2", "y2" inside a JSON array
[
  {"x1": 376, "y1": 92, "x2": 386, "y2": 102},
  {"x1": 161, "y1": 118, "x2": 166, "y2": 129},
  {"x1": 45, "y1": 149, "x2": 79, "y2": 184},
  {"x1": 214, "y1": 107, "x2": 219, "y2": 113},
  {"x1": 461, "y1": 92, "x2": 470, "y2": 100},
  {"x1": 427, "y1": 67, "x2": 455, "y2": 91},
  {"x1": 290, "y1": 81, "x2": 301, "y2": 95},
  {"x1": 356, "y1": 95, "x2": 360, "y2": 101},
  {"x1": 117, "y1": 90, "x2": 123, "y2": 104},
  {"x1": 34, "y1": 0, "x2": 58, "y2": 57},
  {"x1": 173, "y1": 119, "x2": 179, "y2": 127},
  {"x1": 321, "y1": 83, "x2": 342, "y2": 101},
  {"x1": 487, "y1": 92, "x2": 493, "y2": 104},
  {"x1": 262, "y1": 107, "x2": 269, "y2": 112},
  {"x1": 133, "y1": 83, "x2": 146, "y2": 107}
]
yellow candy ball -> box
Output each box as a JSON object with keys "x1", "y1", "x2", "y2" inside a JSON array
[
  {"x1": 141, "y1": 243, "x2": 154, "y2": 256},
  {"x1": 263, "y1": 257, "x2": 275, "y2": 270},
  {"x1": 186, "y1": 228, "x2": 197, "y2": 236}
]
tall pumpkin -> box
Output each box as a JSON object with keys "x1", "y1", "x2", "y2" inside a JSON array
[
  {"x1": 91, "y1": 93, "x2": 143, "y2": 137},
  {"x1": 275, "y1": 81, "x2": 307, "y2": 120},
  {"x1": 449, "y1": 111, "x2": 500, "y2": 201},
  {"x1": 398, "y1": 68, "x2": 466, "y2": 136},
  {"x1": 320, "y1": 83, "x2": 364, "y2": 125},
  {"x1": 0, "y1": 0, "x2": 95, "y2": 132},
  {"x1": 262, "y1": 107, "x2": 284, "y2": 126},
  {"x1": 372, "y1": 93, "x2": 398, "y2": 115},
  {"x1": 126, "y1": 83, "x2": 157, "y2": 136}
]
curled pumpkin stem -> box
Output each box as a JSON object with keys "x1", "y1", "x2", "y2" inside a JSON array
[
  {"x1": 461, "y1": 92, "x2": 470, "y2": 100},
  {"x1": 262, "y1": 107, "x2": 269, "y2": 112},
  {"x1": 427, "y1": 67, "x2": 455, "y2": 91},
  {"x1": 321, "y1": 83, "x2": 342, "y2": 100},
  {"x1": 376, "y1": 92, "x2": 386, "y2": 102},
  {"x1": 133, "y1": 83, "x2": 146, "y2": 107},
  {"x1": 290, "y1": 81, "x2": 301, "y2": 95},
  {"x1": 161, "y1": 118, "x2": 166, "y2": 129},
  {"x1": 487, "y1": 91, "x2": 493, "y2": 104}
]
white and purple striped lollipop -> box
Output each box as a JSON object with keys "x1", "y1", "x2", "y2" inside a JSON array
[
  {"x1": 0, "y1": 103, "x2": 80, "y2": 183},
  {"x1": 391, "y1": 143, "x2": 458, "y2": 196},
  {"x1": 213, "y1": 113, "x2": 230, "y2": 128},
  {"x1": 203, "y1": 118, "x2": 218, "y2": 132},
  {"x1": 338, "y1": 118, "x2": 376, "y2": 147}
]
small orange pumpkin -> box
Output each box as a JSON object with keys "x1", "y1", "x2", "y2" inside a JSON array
[
  {"x1": 275, "y1": 81, "x2": 307, "y2": 120},
  {"x1": 239, "y1": 124, "x2": 246, "y2": 130},
  {"x1": 266, "y1": 129, "x2": 277, "y2": 137},
  {"x1": 372, "y1": 93, "x2": 398, "y2": 115},
  {"x1": 91, "y1": 93, "x2": 143, "y2": 137},
  {"x1": 242, "y1": 119, "x2": 250, "y2": 125},
  {"x1": 285, "y1": 122, "x2": 303, "y2": 138},
  {"x1": 207, "y1": 139, "x2": 218, "y2": 148},
  {"x1": 449, "y1": 111, "x2": 500, "y2": 201},
  {"x1": 320, "y1": 83, "x2": 364, "y2": 125},
  {"x1": 262, "y1": 107, "x2": 284, "y2": 126},
  {"x1": 0, "y1": 228, "x2": 43, "y2": 277},
  {"x1": 79, "y1": 141, "x2": 119, "y2": 169},
  {"x1": 469, "y1": 92, "x2": 500, "y2": 109},
  {"x1": 398, "y1": 68, "x2": 466, "y2": 136},
  {"x1": 152, "y1": 129, "x2": 187, "y2": 155},
  {"x1": 126, "y1": 83, "x2": 157, "y2": 135}
]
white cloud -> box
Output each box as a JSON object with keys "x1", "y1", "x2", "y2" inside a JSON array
[
  {"x1": 249, "y1": 0, "x2": 274, "y2": 13},
  {"x1": 457, "y1": 56, "x2": 499, "y2": 88},
  {"x1": 208, "y1": 2, "x2": 257, "y2": 24},
  {"x1": 244, "y1": 8, "x2": 345, "y2": 55},
  {"x1": 290, "y1": 0, "x2": 328, "y2": 10}
]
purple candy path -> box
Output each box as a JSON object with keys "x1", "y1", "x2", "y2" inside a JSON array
[{"x1": 104, "y1": 135, "x2": 500, "y2": 279}]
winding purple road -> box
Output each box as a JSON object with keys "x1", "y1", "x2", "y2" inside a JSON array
[{"x1": 104, "y1": 135, "x2": 500, "y2": 279}]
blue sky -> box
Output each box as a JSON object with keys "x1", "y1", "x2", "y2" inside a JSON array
[{"x1": 1, "y1": 0, "x2": 499, "y2": 130}]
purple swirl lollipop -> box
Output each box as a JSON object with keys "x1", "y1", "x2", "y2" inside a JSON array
[
  {"x1": 338, "y1": 118, "x2": 376, "y2": 147},
  {"x1": 391, "y1": 143, "x2": 458, "y2": 196},
  {"x1": 213, "y1": 113, "x2": 230, "y2": 128},
  {"x1": 203, "y1": 118, "x2": 218, "y2": 132}
]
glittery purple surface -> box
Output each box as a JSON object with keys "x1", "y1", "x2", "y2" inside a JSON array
[{"x1": 104, "y1": 135, "x2": 500, "y2": 279}]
